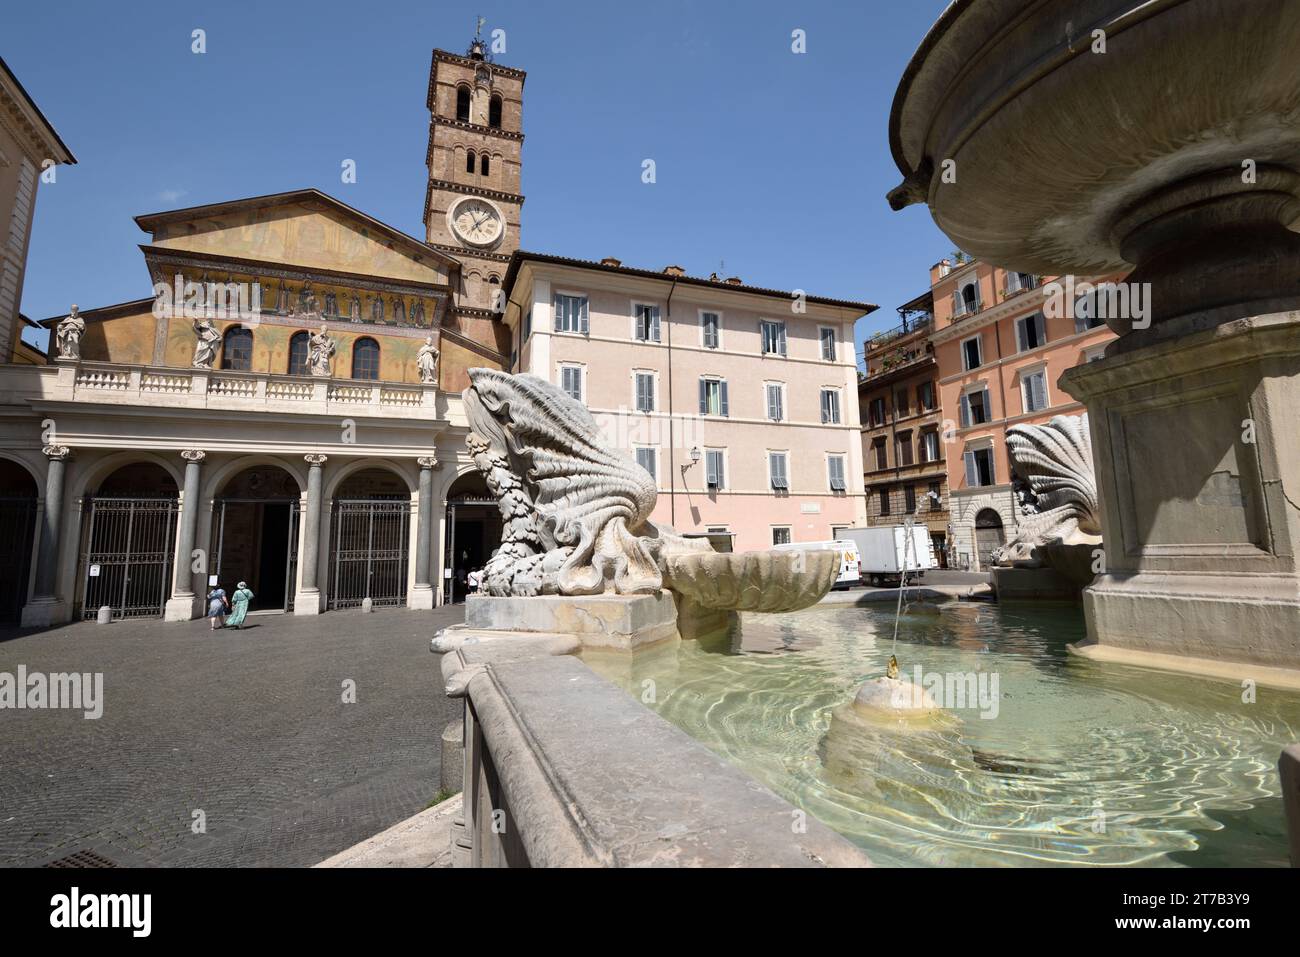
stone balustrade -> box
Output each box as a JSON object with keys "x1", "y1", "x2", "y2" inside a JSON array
[{"x1": 1, "y1": 358, "x2": 443, "y2": 418}]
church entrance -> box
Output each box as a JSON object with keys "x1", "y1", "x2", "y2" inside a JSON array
[
  {"x1": 328, "y1": 468, "x2": 410, "y2": 610},
  {"x1": 0, "y1": 460, "x2": 38, "y2": 622},
  {"x1": 211, "y1": 465, "x2": 301, "y2": 613},
  {"x1": 444, "y1": 471, "x2": 501, "y2": 603},
  {"x1": 80, "y1": 462, "x2": 179, "y2": 620}
]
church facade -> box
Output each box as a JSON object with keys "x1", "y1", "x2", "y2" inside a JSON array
[{"x1": 0, "y1": 37, "x2": 871, "y2": 627}]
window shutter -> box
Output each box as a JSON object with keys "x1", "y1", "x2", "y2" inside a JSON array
[
  {"x1": 1016, "y1": 319, "x2": 1027, "y2": 352},
  {"x1": 719, "y1": 380, "x2": 729, "y2": 417},
  {"x1": 1035, "y1": 313, "x2": 1047, "y2": 346},
  {"x1": 820, "y1": 391, "x2": 829, "y2": 423},
  {"x1": 579, "y1": 298, "x2": 589, "y2": 334},
  {"x1": 778, "y1": 323, "x2": 788, "y2": 356},
  {"x1": 959, "y1": 393, "x2": 970, "y2": 428},
  {"x1": 953, "y1": 290, "x2": 962, "y2": 315},
  {"x1": 1032, "y1": 373, "x2": 1047, "y2": 411},
  {"x1": 553, "y1": 296, "x2": 562, "y2": 332},
  {"x1": 699, "y1": 379, "x2": 708, "y2": 414},
  {"x1": 982, "y1": 388, "x2": 992, "y2": 421},
  {"x1": 650, "y1": 306, "x2": 661, "y2": 342},
  {"x1": 964, "y1": 450, "x2": 977, "y2": 487}
]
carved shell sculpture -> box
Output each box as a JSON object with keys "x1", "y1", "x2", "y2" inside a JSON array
[
  {"x1": 992, "y1": 413, "x2": 1101, "y2": 567},
  {"x1": 462, "y1": 368, "x2": 839, "y2": 611}
]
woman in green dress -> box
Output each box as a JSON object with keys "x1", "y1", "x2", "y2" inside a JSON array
[{"x1": 226, "y1": 581, "x2": 254, "y2": 629}]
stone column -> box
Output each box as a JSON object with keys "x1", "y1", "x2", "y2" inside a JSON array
[
  {"x1": 295, "y1": 453, "x2": 327, "y2": 615},
  {"x1": 21, "y1": 445, "x2": 72, "y2": 627},
  {"x1": 410, "y1": 455, "x2": 439, "y2": 610},
  {"x1": 165, "y1": 450, "x2": 206, "y2": 621}
]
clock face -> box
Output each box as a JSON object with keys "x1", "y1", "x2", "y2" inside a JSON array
[{"x1": 449, "y1": 198, "x2": 504, "y2": 248}]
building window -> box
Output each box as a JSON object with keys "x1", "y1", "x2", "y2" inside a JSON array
[
  {"x1": 896, "y1": 431, "x2": 914, "y2": 467},
  {"x1": 221, "y1": 327, "x2": 253, "y2": 371},
  {"x1": 917, "y1": 380, "x2": 935, "y2": 411},
  {"x1": 480, "y1": 153, "x2": 490, "y2": 176},
  {"x1": 635, "y1": 447, "x2": 657, "y2": 482},
  {"x1": 701, "y1": 311, "x2": 720, "y2": 349},
  {"x1": 456, "y1": 86, "x2": 471, "y2": 122},
  {"x1": 820, "y1": 388, "x2": 841, "y2": 424},
  {"x1": 765, "y1": 382, "x2": 784, "y2": 422},
  {"x1": 466, "y1": 150, "x2": 476, "y2": 174},
  {"x1": 955, "y1": 281, "x2": 981, "y2": 315},
  {"x1": 1005, "y1": 272, "x2": 1038, "y2": 295},
  {"x1": 634, "y1": 372, "x2": 656, "y2": 412},
  {"x1": 895, "y1": 387, "x2": 910, "y2": 418},
  {"x1": 928, "y1": 481, "x2": 942, "y2": 511},
  {"x1": 1016, "y1": 312, "x2": 1047, "y2": 351},
  {"x1": 560, "y1": 365, "x2": 583, "y2": 403},
  {"x1": 287, "y1": 330, "x2": 310, "y2": 376},
  {"x1": 868, "y1": 397, "x2": 886, "y2": 427},
  {"x1": 828, "y1": 455, "x2": 847, "y2": 492},
  {"x1": 1074, "y1": 292, "x2": 1108, "y2": 333},
  {"x1": 960, "y1": 387, "x2": 992, "y2": 427},
  {"x1": 705, "y1": 449, "x2": 726, "y2": 490},
  {"x1": 873, "y1": 438, "x2": 888, "y2": 470},
  {"x1": 879, "y1": 487, "x2": 891, "y2": 516},
  {"x1": 904, "y1": 485, "x2": 917, "y2": 513},
  {"x1": 769, "y1": 451, "x2": 789, "y2": 491},
  {"x1": 920, "y1": 430, "x2": 940, "y2": 463},
  {"x1": 489, "y1": 94, "x2": 503, "y2": 129},
  {"x1": 554, "y1": 294, "x2": 589, "y2": 334},
  {"x1": 633, "y1": 303, "x2": 662, "y2": 342},
  {"x1": 961, "y1": 334, "x2": 983, "y2": 371},
  {"x1": 772, "y1": 526, "x2": 792, "y2": 546},
  {"x1": 351, "y1": 337, "x2": 380, "y2": 380},
  {"x1": 964, "y1": 446, "x2": 996, "y2": 487},
  {"x1": 760, "y1": 320, "x2": 787, "y2": 356},
  {"x1": 699, "y1": 377, "x2": 729, "y2": 416},
  {"x1": 820, "y1": 327, "x2": 836, "y2": 361},
  {"x1": 1021, "y1": 368, "x2": 1048, "y2": 412}
]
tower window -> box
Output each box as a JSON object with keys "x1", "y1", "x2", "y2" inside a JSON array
[
  {"x1": 466, "y1": 150, "x2": 476, "y2": 174},
  {"x1": 456, "y1": 86, "x2": 471, "y2": 122},
  {"x1": 352, "y1": 337, "x2": 380, "y2": 380},
  {"x1": 480, "y1": 153, "x2": 490, "y2": 176},
  {"x1": 489, "y1": 94, "x2": 503, "y2": 129},
  {"x1": 287, "y1": 330, "x2": 310, "y2": 376}
]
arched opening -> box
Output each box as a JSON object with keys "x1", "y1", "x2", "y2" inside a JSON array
[
  {"x1": 352, "y1": 337, "x2": 380, "y2": 380},
  {"x1": 466, "y1": 149, "x2": 476, "y2": 175},
  {"x1": 480, "y1": 153, "x2": 490, "y2": 177},
  {"x1": 211, "y1": 464, "x2": 301, "y2": 614},
  {"x1": 287, "y1": 330, "x2": 311, "y2": 376},
  {"x1": 961, "y1": 282, "x2": 980, "y2": 314},
  {"x1": 80, "y1": 462, "x2": 179, "y2": 620},
  {"x1": 456, "y1": 85, "x2": 471, "y2": 122},
  {"x1": 329, "y1": 468, "x2": 411, "y2": 610},
  {"x1": 0, "y1": 460, "x2": 38, "y2": 622},
  {"x1": 488, "y1": 94, "x2": 502, "y2": 129},
  {"x1": 221, "y1": 326, "x2": 253, "y2": 371},
  {"x1": 444, "y1": 470, "x2": 500, "y2": 604},
  {"x1": 974, "y1": 509, "x2": 1005, "y2": 572}
]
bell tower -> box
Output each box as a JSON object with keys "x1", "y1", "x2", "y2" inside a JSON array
[{"x1": 424, "y1": 28, "x2": 525, "y2": 315}]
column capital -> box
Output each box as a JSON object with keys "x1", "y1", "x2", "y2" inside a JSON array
[
  {"x1": 180, "y1": 449, "x2": 207, "y2": 463},
  {"x1": 42, "y1": 445, "x2": 71, "y2": 461},
  {"x1": 304, "y1": 454, "x2": 328, "y2": 466},
  {"x1": 417, "y1": 455, "x2": 440, "y2": 470}
]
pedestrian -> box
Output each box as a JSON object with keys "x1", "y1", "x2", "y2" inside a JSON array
[
  {"x1": 226, "y1": 581, "x2": 254, "y2": 629},
  {"x1": 467, "y1": 567, "x2": 481, "y2": 595},
  {"x1": 207, "y1": 584, "x2": 229, "y2": 630}
]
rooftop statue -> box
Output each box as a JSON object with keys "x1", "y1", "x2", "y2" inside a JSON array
[{"x1": 462, "y1": 368, "x2": 837, "y2": 613}]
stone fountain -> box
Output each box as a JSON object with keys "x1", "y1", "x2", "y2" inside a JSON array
[{"x1": 888, "y1": 0, "x2": 1300, "y2": 687}]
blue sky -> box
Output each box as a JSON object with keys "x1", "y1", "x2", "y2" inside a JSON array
[{"x1": 6, "y1": 0, "x2": 954, "y2": 361}]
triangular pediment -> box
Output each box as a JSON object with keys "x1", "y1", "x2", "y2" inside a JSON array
[{"x1": 135, "y1": 189, "x2": 456, "y2": 287}]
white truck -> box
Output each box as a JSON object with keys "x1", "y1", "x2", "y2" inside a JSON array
[{"x1": 838, "y1": 525, "x2": 936, "y2": 587}]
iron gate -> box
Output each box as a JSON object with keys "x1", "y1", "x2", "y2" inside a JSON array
[
  {"x1": 81, "y1": 497, "x2": 179, "y2": 620},
  {"x1": 0, "y1": 496, "x2": 38, "y2": 621},
  {"x1": 329, "y1": 499, "x2": 409, "y2": 609}
]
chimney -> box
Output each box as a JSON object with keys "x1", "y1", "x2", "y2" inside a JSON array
[
  {"x1": 724, "y1": 276, "x2": 743, "y2": 285},
  {"x1": 600, "y1": 257, "x2": 622, "y2": 268},
  {"x1": 662, "y1": 264, "x2": 686, "y2": 276}
]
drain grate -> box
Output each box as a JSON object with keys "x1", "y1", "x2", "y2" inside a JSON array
[{"x1": 44, "y1": 849, "x2": 118, "y2": 868}]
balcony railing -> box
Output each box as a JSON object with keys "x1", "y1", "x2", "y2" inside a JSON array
[{"x1": 9, "y1": 359, "x2": 443, "y2": 418}]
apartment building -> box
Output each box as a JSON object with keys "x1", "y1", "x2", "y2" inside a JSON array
[
  {"x1": 501, "y1": 253, "x2": 874, "y2": 552},
  {"x1": 930, "y1": 258, "x2": 1115, "y2": 570},
  {"x1": 858, "y1": 290, "x2": 950, "y2": 564}
]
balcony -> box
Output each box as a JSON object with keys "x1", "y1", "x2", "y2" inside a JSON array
[{"x1": 1, "y1": 359, "x2": 446, "y2": 420}]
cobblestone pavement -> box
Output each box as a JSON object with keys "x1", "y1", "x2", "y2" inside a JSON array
[{"x1": 0, "y1": 606, "x2": 463, "y2": 867}]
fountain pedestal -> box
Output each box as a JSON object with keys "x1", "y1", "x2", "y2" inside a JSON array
[{"x1": 1060, "y1": 312, "x2": 1300, "y2": 687}]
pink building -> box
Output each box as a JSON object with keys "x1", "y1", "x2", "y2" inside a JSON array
[
  {"x1": 929, "y1": 258, "x2": 1116, "y2": 569},
  {"x1": 501, "y1": 253, "x2": 874, "y2": 552}
]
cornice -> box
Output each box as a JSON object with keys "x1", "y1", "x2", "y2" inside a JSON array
[
  {"x1": 423, "y1": 179, "x2": 525, "y2": 221},
  {"x1": 0, "y1": 74, "x2": 75, "y2": 165},
  {"x1": 426, "y1": 240, "x2": 513, "y2": 264},
  {"x1": 428, "y1": 115, "x2": 524, "y2": 143},
  {"x1": 929, "y1": 286, "x2": 1049, "y2": 345}
]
